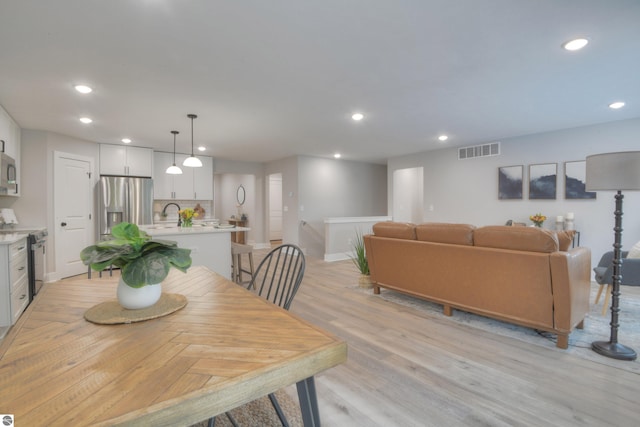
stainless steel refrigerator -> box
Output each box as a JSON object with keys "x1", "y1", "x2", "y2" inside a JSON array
[{"x1": 98, "y1": 176, "x2": 154, "y2": 239}]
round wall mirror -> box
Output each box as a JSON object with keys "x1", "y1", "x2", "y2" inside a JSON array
[{"x1": 236, "y1": 185, "x2": 246, "y2": 205}]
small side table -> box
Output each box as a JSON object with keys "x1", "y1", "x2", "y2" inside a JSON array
[
  {"x1": 571, "y1": 230, "x2": 581, "y2": 248},
  {"x1": 228, "y1": 218, "x2": 247, "y2": 244}
]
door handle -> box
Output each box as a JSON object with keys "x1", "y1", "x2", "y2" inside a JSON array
[{"x1": 61, "y1": 222, "x2": 67, "y2": 227}]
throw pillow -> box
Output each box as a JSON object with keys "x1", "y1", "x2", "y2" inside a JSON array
[
  {"x1": 628, "y1": 240, "x2": 640, "y2": 259},
  {"x1": 556, "y1": 230, "x2": 576, "y2": 251}
]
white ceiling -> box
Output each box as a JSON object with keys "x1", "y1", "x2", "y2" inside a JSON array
[{"x1": 1, "y1": 0, "x2": 639, "y2": 164}]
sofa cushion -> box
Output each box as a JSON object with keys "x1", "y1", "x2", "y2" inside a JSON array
[
  {"x1": 415, "y1": 223, "x2": 476, "y2": 246},
  {"x1": 474, "y1": 226, "x2": 559, "y2": 253},
  {"x1": 372, "y1": 222, "x2": 417, "y2": 240},
  {"x1": 556, "y1": 230, "x2": 577, "y2": 251}
]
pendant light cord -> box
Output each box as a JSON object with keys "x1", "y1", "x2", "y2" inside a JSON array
[
  {"x1": 171, "y1": 130, "x2": 179, "y2": 164},
  {"x1": 188, "y1": 114, "x2": 198, "y2": 156}
]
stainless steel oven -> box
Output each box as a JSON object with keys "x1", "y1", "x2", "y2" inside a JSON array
[{"x1": 28, "y1": 229, "x2": 47, "y2": 302}]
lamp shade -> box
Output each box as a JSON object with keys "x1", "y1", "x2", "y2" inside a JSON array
[
  {"x1": 166, "y1": 164, "x2": 183, "y2": 175},
  {"x1": 183, "y1": 156, "x2": 203, "y2": 167},
  {"x1": 585, "y1": 151, "x2": 640, "y2": 191}
]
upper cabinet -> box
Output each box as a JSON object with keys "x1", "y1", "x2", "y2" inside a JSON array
[
  {"x1": 100, "y1": 144, "x2": 153, "y2": 177},
  {"x1": 0, "y1": 106, "x2": 21, "y2": 197},
  {"x1": 153, "y1": 152, "x2": 213, "y2": 200}
]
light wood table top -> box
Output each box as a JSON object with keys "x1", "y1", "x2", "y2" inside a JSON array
[{"x1": 0, "y1": 266, "x2": 347, "y2": 426}]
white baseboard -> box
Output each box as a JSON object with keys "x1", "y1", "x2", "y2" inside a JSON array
[{"x1": 324, "y1": 252, "x2": 351, "y2": 262}]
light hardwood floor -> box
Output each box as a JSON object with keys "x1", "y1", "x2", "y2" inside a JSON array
[
  {"x1": 54, "y1": 250, "x2": 639, "y2": 427},
  {"x1": 280, "y1": 251, "x2": 640, "y2": 427}
]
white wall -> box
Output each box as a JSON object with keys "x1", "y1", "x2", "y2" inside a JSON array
[
  {"x1": 14, "y1": 130, "x2": 100, "y2": 279},
  {"x1": 387, "y1": 117, "x2": 640, "y2": 269},
  {"x1": 297, "y1": 156, "x2": 388, "y2": 257}
]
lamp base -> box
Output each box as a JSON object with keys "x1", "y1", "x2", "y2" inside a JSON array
[{"x1": 592, "y1": 341, "x2": 637, "y2": 361}]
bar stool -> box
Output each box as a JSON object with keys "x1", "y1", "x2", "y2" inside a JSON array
[
  {"x1": 87, "y1": 265, "x2": 113, "y2": 279},
  {"x1": 231, "y1": 242, "x2": 255, "y2": 287}
]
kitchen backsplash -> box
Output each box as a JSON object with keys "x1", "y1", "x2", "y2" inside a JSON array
[{"x1": 153, "y1": 200, "x2": 214, "y2": 221}]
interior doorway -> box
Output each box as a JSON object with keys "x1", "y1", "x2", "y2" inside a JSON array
[
  {"x1": 392, "y1": 167, "x2": 424, "y2": 223},
  {"x1": 53, "y1": 151, "x2": 95, "y2": 279},
  {"x1": 268, "y1": 173, "x2": 283, "y2": 242}
]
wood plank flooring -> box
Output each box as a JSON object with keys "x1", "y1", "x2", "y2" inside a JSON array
[
  {"x1": 44, "y1": 250, "x2": 640, "y2": 426},
  {"x1": 281, "y1": 251, "x2": 640, "y2": 427}
]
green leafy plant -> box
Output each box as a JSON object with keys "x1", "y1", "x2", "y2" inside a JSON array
[
  {"x1": 80, "y1": 222, "x2": 192, "y2": 288},
  {"x1": 349, "y1": 229, "x2": 369, "y2": 275}
]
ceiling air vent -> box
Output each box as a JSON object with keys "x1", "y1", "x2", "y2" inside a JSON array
[{"x1": 458, "y1": 142, "x2": 500, "y2": 160}]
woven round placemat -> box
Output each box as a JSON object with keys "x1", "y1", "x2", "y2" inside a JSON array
[{"x1": 84, "y1": 293, "x2": 188, "y2": 325}]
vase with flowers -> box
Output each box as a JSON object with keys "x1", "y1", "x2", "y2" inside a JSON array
[
  {"x1": 179, "y1": 208, "x2": 198, "y2": 227},
  {"x1": 529, "y1": 212, "x2": 547, "y2": 228}
]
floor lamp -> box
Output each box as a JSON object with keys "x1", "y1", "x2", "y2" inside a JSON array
[{"x1": 586, "y1": 151, "x2": 640, "y2": 361}]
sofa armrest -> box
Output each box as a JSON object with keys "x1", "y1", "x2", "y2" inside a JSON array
[{"x1": 550, "y1": 246, "x2": 591, "y2": 333}]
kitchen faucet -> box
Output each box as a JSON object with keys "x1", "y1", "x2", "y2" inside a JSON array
[{"x1": 162, "y1": 202, "x2": 182, "y2": 226}]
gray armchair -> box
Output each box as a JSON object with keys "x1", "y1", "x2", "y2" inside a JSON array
[{"x1": 593, "y1": 251, "x2": 640, "y2": 314}]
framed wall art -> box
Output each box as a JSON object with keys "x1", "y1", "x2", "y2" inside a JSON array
[
  {"x1": 565, "y1": 160, "x2": 596, "y2": 199},
  {"x1": 529, "y1": 163, "x2": 557, "y2": 199},
  {"x1": 498, "y1": 165, "x2": 523, "y2": 200}
]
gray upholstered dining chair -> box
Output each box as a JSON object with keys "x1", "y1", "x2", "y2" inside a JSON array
[
  {"x1": 209, "y1": 244, "x2": 306, "y2": 427},
  {"x1": 593, "y1": 251, "x2": 640, "y2": 315}
]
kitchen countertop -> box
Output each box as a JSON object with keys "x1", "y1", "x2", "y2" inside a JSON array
[
  {"x1": 0, "y1": 232, "x2": 29, "y2": 245},
  {"x1": 141, "y1": 224, "x2": 250, "y2": 237}
]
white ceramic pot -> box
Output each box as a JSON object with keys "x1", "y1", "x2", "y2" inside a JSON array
[{"x1": 117, "y1": 278, "x2": 162, "y2": 310}]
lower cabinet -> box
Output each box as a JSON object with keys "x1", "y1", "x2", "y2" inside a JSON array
[{"x1": 0, "y1": 237, "x2": 29, "y2": 327}]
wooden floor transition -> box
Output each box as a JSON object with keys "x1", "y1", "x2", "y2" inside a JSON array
[{"x1": 50, "y1": 250, "x2": 640, "y2": 426}]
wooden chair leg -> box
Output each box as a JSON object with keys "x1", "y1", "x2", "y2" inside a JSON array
[
  {"x1": 594, "y1": 283, "x2": 606, "y2": 304},
  {"x1": 602, "y1": 284, "x2": 612, "y2": 316}
]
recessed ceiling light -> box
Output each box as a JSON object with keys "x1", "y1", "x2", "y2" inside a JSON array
[
  {"x1": 79, "y1": 117, "x2": 93, "y2": 124},
  {"x1": 438, "y1": 135, "x2": 449, "y2": 142},
  {"x1": 609, "y1": 101, "x2": 625, "y2": 109},
  {"x1": 197, "y1": 146, "x2": 206, "y2": 152},
  {"x1": 352, "y1": 113, "x2": 364, "y2": 121},
  {"x1": 334, "y1": 153, "x2": 341, "y2": 159},
  {"x1": 121, "y1": 138, "x2": 132, "y2": 144},
  {"x1": 562, "y1": 38, "x2": 589, "y2": 51},
  {"x1": 74, "y1": 84, "x2": 93, "y2": 94}
]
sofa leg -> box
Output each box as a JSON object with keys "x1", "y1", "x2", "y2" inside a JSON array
[
  {"x1": 443, "y1": 305, "x2": 452, "y2": 316},
  {"x1": 556, "y1": 333, "x2": 569, "y2": 349},
  {"x1": 577, "y1": 320, "x2": 584, "y2": 329},
  {"x1": 373, "y1": 286, "x2": 380, "y2": 295}
]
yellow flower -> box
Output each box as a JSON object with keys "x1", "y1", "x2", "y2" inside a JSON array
[
  {"x1": 179, "y1": 208, "x2": 199, "y2": 220},
  {"x1": 529, "y1": 212, "x2": 546, "y2": 225}
]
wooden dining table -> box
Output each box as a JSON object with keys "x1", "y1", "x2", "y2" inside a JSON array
[{"x1": 0, "y1": 266, "x2": 347, "y2": 426}]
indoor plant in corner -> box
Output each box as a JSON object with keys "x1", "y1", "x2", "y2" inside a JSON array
[
  {"x1": 81, "y1": 222, "x2": 192, "y2": 309},
  {"x1": 350, "y1": 229, "x2": 372, "y2": 288}
]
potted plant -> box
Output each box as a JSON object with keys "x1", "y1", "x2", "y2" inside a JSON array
[
  {"x1": 350, "y1": 229, "x2": 372, "y2": 288},
  {"x1": 80, "y1": 222, "x2": 192, "y2": 309}
]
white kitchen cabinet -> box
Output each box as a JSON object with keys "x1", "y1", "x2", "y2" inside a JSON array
[
  {"x1": 193, "y1": 155, "x2": 213, "y2": 200},
  {"x1": 153, "y1": 152, "x2": 212, "y2": 200},
  {"x1": 0, "y1": 237, "x2": 29, "y2": 327},
  {"x1": 100, "y1": 144, "x2": 153, "y2": 177}
]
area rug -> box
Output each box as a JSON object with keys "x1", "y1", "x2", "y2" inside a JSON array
[
  {"x1": 355, "y1": 283, "x2": 640, "y2": 371},
  {"x1": 190, "y1": 389, "x2": 302, "y2": 427}
]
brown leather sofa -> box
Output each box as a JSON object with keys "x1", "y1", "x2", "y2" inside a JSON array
[{"x1": 363, "y1": 222, "x2": 591, "y2": 349}]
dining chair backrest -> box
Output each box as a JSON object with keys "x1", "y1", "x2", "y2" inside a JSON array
[{"x1": 248, "y1": 244, "x2": 305, "y2": 310}]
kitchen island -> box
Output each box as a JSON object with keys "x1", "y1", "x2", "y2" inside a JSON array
[{"x1": 141, "y1": 225, "x2": 250, "y2": 280}]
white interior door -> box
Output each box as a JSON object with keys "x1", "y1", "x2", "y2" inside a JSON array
[
  {"x1": 54, "y1": 152, "x2": 94, "y2": 279},
  {"x1": 268, "y1": 173, "x2": 283, "y2": 241}
]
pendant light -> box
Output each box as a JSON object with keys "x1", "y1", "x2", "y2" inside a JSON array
[
  {"x1": 183, "y1": 113, "x2": 203, "y2": 167},
  {"x1": 165, "y1": 130, "x2": 183, "y2": 175}
]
